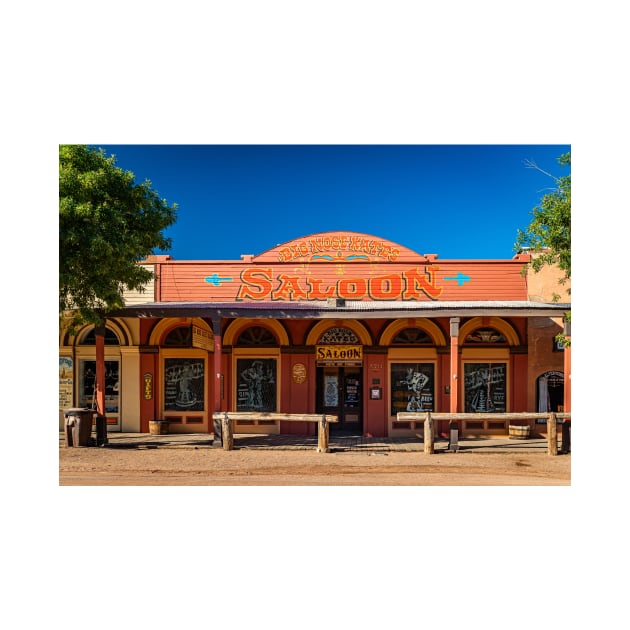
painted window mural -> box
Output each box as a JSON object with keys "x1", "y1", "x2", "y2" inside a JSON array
[
  {"x1": 390, "y1": 363, "x2": 435, "y2": 415},
  {"x1": 237, "y1": 358, "x2": 277, "y2": 412},
  {"x1": 164, "y1": 358, "x2": 205, "y2": 411},
  {"x1": 464, "y1": 363, "x2": 507, "y2": 413}
]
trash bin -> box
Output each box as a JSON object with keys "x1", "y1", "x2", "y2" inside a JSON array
[{"x1": 64, "y1": 408, "x2": 95, "y2": 447}]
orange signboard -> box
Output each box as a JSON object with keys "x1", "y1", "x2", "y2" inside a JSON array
[{"x1": 155, "y1": 231, "x2": 529, "y2": 303}]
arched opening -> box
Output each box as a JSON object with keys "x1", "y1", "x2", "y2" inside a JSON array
[
  {"x1": 537, "y1": 370, "x2": 565, "y2": 413},
  {"x1": 312, "y1": 325, "x2": 366, "y2": 434},
  {"x1": 76, "y1": 325, "x2": 122, "y2": 430}
]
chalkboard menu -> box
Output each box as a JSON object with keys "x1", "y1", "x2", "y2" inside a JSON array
[
  {"x1": 164, "y1": 358, "x2": 205, "y2": 411},
  {"x1": 237, "y1": 358, "x2": 277, "y2": 412},
  {"x1": 390, "y1": 363, "x2": 435, "y2": 416},
  {"x1": 464, "y1": 363, "x2": 506, "y2": 413}
]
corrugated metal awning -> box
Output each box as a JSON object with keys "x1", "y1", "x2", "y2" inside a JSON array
[{"x1": 113, "y1": 300, "x2": 570, "y2": 320}]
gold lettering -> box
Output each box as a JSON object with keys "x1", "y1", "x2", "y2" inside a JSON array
[
  {"x1": 307, "y1": 277, "x2": 335, "y2": 299},
  {"x1": 271, "y1": 274, "x2": 309, "y2": 300},
  {"x1": 237, "y1": 268, "x2": 273, "y2": 300},
  {"x1": 402, "y1": 266, "x2": 443, "y2": 300}
]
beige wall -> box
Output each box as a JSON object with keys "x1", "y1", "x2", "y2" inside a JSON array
[
  {"x1": 527, "y1": 255, "x2": 571, "y2": 303},
  {"x1": 121, "y1": 264, "x2": 155, "y2": 305},
  {"x1": 120, "y1": 347, "x2": 141, "y2": 431}
]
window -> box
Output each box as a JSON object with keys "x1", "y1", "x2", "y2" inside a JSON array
[
  {"x1": 464, "y1": 328, "x2": 506, "y2": 344},
  {"x1": 163, "y1": 326, "x2": 192, "y2": 347},
  {"x1": 391, "y1": 327, "x2": 432, "y2": 344},
  {"x1": 79, "y1": 360, "x2": 119, "y2": 412},
  {"x1": 81, "y1": 328, "x2": 120, "y2": 345},
  {"x1": 464, "y1": 363, "x2": 507, "y2": 413},
  {"x1": 235, "y1": 326, "x2": 278, "y2": 346},
  {"x1": 164, "y1": 358, "x2": 205, "y2": 411},
  {"x1": 318, "y1": 327, "x2": 359, "y2": 344},
  {"x1": 390, "y1": 363, "x2": 435, "y2": 415},
  {"x1": 236, "y1": 358, "x2": 277, "y2": 412}
]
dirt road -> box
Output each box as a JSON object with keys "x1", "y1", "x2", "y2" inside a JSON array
[{"x1": 59, "y1": 446, "x2": 570, "y2": 485}]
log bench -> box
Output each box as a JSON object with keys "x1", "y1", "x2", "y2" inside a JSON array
[
  {"x1": 398, "y1": 411, "x2": 571, "y2": 456},
  {"x1": 211, "y1": 412, "x2": 339, "y2": 452}
]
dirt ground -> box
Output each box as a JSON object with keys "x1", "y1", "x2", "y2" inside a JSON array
[{"x1": 59, "y1": 444, "x2": 571, "y2": 485}]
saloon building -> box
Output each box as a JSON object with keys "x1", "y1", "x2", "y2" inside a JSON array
[{"x1": 59, "y1": 231, "x2": 570, "y2": 438}]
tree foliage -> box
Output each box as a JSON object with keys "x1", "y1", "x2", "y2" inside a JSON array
[
  {"x1": 515, "y1": 151, "x2": 571, "y2": 345},
  {"x1": 59, "y1": 145, "x2": 177, "y2": 329},
  {"x1": 515, "y1": 152, "x2": 571, "y2": 283}
]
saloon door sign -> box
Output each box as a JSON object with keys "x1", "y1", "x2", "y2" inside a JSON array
[{"x1": 315, "y1": 328, "x2": 363, "y2": 433}]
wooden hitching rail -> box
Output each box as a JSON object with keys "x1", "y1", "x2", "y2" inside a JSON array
[
  {"x1": 212, "y1": 412, "x2": 339, "y2": 452},
  {"x1": 397, "y1": 412, "x2": 572, "y2": 456}
]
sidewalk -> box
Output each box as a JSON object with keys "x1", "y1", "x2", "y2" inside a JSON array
[{"x1": 59, "y1": 431, "x2": 560, "y2": 453}]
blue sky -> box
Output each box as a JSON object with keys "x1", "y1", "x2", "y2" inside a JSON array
[{"x1": 98, "y1": 144, "x2": 570, "y2": 262}]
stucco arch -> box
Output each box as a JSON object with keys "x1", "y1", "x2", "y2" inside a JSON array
[
  {"x1": 379, "y1": 318, "x2": 447, "y2": 346},
  {"x1": 305, "y1": 319, "x2": 373, "y2": 345},
  {"x1": 148, "y1": 317, "x2": 214, "y2": 347},
  {"x1": 223, "y1": 318, "x2": 290, "y2": 346},
  {"x1": 459, "y1": 317, "x2": 520, "y2": 346},
  {"x1": 67, "y1": 318, "x2": 131, "y2": 347}
]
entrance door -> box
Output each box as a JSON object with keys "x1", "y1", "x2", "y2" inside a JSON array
[{"x1": 317, "y1": 366, "x2": 363, "y2": 433}]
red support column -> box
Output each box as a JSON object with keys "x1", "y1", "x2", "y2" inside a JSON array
[
  {"x1": 449, "y1": 317, "x2": 460, "y2": 414},
  {"x1": 95, "y1": 326, "x2": 106, "y2": 416},
  {"x1": 212, "y1": 316, "x2": 223, "y2": 446},
  {"x1": 213, "y1": 336, "x2": 222, "y2": 412}
]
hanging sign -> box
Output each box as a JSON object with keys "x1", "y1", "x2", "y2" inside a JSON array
[
  {"x1": 192, "y1": 324, "x2": 213, "y2": 351},
  {"x1": 316, "y1": 345, "x2": 363, "y2": 365}
]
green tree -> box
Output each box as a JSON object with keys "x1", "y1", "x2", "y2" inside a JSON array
[
  {"x1": 515, "y1": 152, "x2": 571, "y2": 283},
  {"x1": 60, "y1": 145, "x2": 177, "y2": 329},
  {"x1": 515, "y1": 151, "x2": 571, "y2": 344}
]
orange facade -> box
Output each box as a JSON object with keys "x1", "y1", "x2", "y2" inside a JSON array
[{"x1": 60, "y1": 231, "x2": 570, "y2": 437}]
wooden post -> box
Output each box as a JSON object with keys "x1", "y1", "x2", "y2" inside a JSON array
[
  {"x1": 317, "y1": 415, "x2": 330, "y2": 453},
  {"x1": 561, "y1": 417, "x2": 571, "y2": 453},
  {"x1": 222, "y1": 412, "x2": 234, "y2": 451},
  {"x1": 424, "y1": 412, "x2": 434, "y2": 454},
  {"x1": 547, "y1": 412, "x2": 558, "y2": 456}
]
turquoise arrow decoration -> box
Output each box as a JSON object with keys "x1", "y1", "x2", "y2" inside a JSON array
[
  {"x1": 204, "y1": 273, "x2": 233, "y2": 286},
  {"x1": 444, "y1": 272, "x2": 470, "y2": 286}
]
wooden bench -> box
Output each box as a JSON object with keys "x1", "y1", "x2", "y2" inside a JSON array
[
  {"x1": 398, "y1": 411, "x2": 571, "y2": 456},
  {"x1": 212, "y1": 412, "x2": 338, "y2": 452}
]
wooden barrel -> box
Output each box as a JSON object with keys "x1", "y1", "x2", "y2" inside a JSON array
[
  {"x1": 508, "y1": 425, "x2": 530, "y2": 439},
  {"x1": 149, "y1": 420, "x2": 169, "y2": 435}
]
